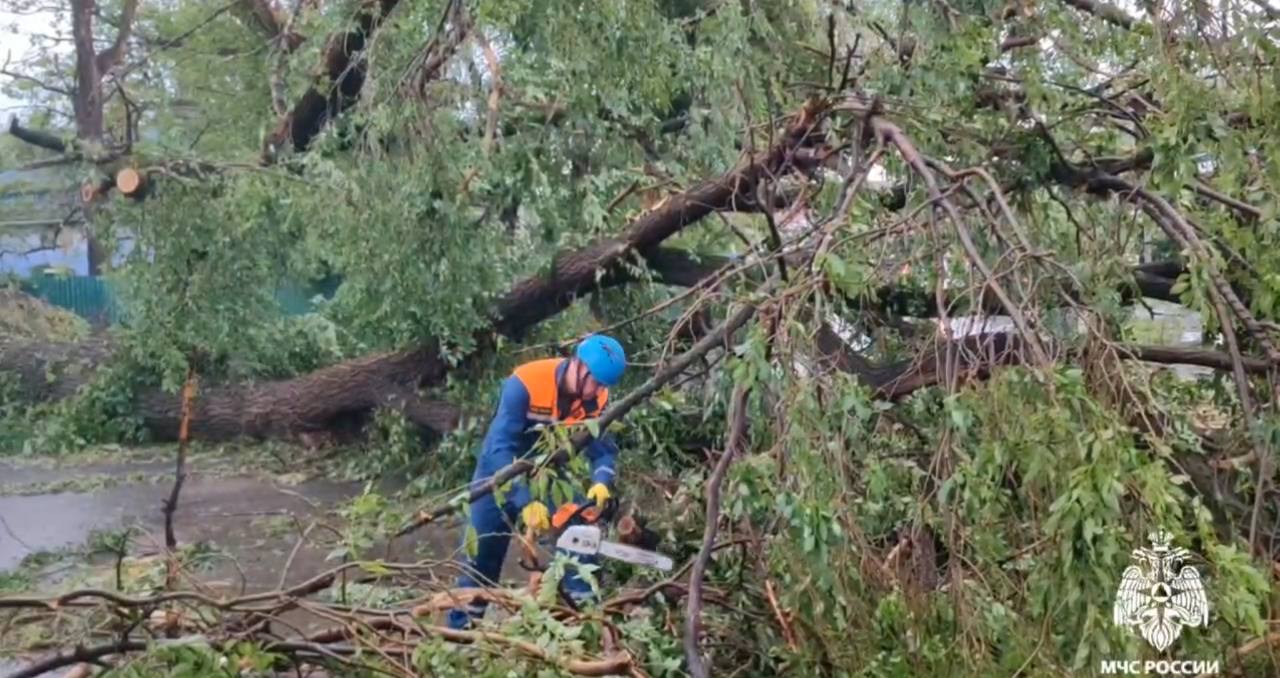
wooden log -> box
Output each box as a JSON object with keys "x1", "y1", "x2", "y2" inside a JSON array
[{"x1": 115, "y1": 167, "x2": 148, "y2": 198}]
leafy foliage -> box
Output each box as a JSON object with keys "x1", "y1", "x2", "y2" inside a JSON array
[{"x1": 1, "y1": 0, "x2": 1277, "y2": 675}]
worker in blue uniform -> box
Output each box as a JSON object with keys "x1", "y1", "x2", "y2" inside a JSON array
[{"x1": 446, "y1": 334, "x2": 627, "y2": 630}]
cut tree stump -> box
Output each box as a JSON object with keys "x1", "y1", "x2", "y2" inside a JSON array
[{"x1": 116, "y1": 167, "x2": 148, "y2": 198}]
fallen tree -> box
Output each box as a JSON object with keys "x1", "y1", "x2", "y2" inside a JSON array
[{"x1": 1, "y1": 101, "x2": 828, "y2": 444}]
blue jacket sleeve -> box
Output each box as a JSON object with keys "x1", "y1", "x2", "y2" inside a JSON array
[
  {"x1": 480, "y1": 376, "x2": 533, "y2": 511},
  {"x1": 585, "y1": 432, "x2": 618, "y2": 489}
]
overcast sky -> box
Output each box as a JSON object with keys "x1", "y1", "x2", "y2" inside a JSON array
[{"x1": 1, "y1": 4, "x2": 67, "y2": 118}]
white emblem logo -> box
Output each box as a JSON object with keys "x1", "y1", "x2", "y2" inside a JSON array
[{"x1": 1112, "y1": 531, "x2": 1210, "y2": 651}]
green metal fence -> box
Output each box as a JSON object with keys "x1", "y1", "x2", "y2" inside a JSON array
[
  {"x1": 20, "y1": 274, "x2": 124, "y2": 324},
  {"x1": 19, "y1": 273, "x2": 342, "y2": 325}
]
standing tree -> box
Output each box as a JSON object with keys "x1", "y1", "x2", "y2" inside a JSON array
[{"x1": 5, "y1": 0, "x2": 141, "y2": 273}]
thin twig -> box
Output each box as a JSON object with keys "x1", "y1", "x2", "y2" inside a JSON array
[{"x1": 870, "y1": 115, "x2": 1052, "y2": 367}]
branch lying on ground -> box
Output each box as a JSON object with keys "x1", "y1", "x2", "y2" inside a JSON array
[
  {"x1": 6, "y1": 640, "x2": 149, "y2": 678},
  {"x1": 1, "y1": 557, "x2": 643, "y2": 678},
  {"x1": 4, "y1": 617, "x2": 631, "y2": 678}
]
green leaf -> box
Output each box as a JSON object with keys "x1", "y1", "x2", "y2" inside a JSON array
[{"x1": 464, "y1": 525, "x2": 478, "y2": 559}]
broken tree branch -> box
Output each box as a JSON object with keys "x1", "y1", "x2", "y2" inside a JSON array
[
  {"x1": 7, "y1": 100, "x2": 823, "y2": 448},
  {"x1": 685, "y1": 382, "x2": 750, "y2": 678},
  {"x1": 1190, "y1": 180, "x2": 1263, "y2": 221},
  {"x1": 7, "y1": 117, "x2": 68, "y2": 153},
  {"x1": 1090, "y1": 173, "x2": 1280, "y2": 362},
  {"x1": 162, "y1": 364, "x2": 197, "y2": 583},
  {"x1": 5, "y1": 640, "x2": 149, "y2": 678},
  {"x1": 837, "y1": 333, "x2": 1275, "y2": 401}
]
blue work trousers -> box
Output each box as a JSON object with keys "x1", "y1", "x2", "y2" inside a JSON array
[{"x1": 446, "y1": 478, "x2": 601, "y2": 629}]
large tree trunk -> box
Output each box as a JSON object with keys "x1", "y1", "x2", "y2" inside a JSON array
[
  {"x1": 66, "y1": 0, "x2": 139, "y2": 275},
  {"x1": 0, "y1": 248, "x2": 724, "y2": 444},
  {"x1": 137, "y1": 343, "x2": 458, "y2": 441}
]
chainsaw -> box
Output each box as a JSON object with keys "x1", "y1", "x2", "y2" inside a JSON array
[{"x1": 518, "y1": 498, "x2": 673, "y2": 592}]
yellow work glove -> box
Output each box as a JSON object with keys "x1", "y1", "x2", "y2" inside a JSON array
[
  {"x1": 587, "y1": 483, "x2": 611, "y2": 509},
  {"x1": 521, "y1": 501, "x2": 550, "y2": 533}
]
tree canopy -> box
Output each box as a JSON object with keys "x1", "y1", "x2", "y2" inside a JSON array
[{"x1": 2, "y1": 0, "x2": 1278, "y2": 676}]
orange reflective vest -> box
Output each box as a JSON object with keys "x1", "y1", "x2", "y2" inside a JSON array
[{"x1": 512, "y1": 358, "x2": 609, "y2": 427}]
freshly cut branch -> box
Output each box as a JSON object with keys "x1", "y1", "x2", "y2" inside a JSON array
[{"x1": 116, "y1": 166, "x2": 148, "y2": 198}]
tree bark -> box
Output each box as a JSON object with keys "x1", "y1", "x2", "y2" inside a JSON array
[
  {"x1": 70, "y1": 0, "x2": 105, "y2": 143},
  {"x1": 65, "y1": 0, "x2": 141, "y2": 274}
]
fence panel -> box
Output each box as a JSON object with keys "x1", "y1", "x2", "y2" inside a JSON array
[{"x1": 19, "y1": 274, "x2": 341, "y2": 325}]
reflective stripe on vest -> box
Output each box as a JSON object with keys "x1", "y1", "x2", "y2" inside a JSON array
[{"x1": 512, "y1": 358, "x2": 608, "y2": 427}]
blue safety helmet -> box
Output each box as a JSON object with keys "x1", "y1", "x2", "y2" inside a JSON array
[{"x1": 576, "y1": 334, "x2": 626, "y2": 386}]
